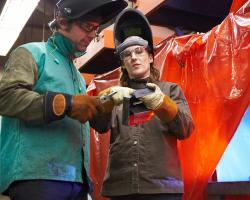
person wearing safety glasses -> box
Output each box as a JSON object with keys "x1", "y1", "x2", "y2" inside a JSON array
[
  {"x1": 91, "y1": 9, "x2": 195, "y2": 200},
  {"x1": 0, "y1": 0, "x2": 127, "y2": 199}
]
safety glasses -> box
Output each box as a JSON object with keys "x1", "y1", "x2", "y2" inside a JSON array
[
  {"x1": 76, "y1": 21, "x2": 100, "y2": 34},
  {"x1": 120, "y1": 46, "x2": 147, "y2": 60}
]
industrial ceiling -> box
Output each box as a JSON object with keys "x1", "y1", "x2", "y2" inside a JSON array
[{"x1": 0, "y1": 0, "x2": 233, "y2": 75}]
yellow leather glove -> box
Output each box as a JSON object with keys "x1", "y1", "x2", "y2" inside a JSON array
[
  {"x1": 110, "y1": 86, "x2": 135, "y2": 105},
  {"x1": 98, "y1": 86, "x2": 135, "y2": 113},
  {"x1": 139, "y1": 83, "x2": 178, "y2": 122}
]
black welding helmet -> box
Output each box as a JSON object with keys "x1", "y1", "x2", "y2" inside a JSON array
[
  {"x1": 56, "y1": 0, "x2": 128, "y2": 25},
  {"x1": 114, "y1": 8, "x2": 154, "y2": 57}
]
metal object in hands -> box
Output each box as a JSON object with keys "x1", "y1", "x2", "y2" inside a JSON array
[{"x1": 99, "y1": 91, "x2": 117, "y2": 104}]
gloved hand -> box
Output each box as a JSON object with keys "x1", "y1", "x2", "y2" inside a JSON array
[
  {"x1": 44, "y1": 92, "x2": 103, "y2": 123},
  {"x1": 68, "y1": 94, "x2": 103, "y2": 123},
  {"x1": 139, "y1": 83, "x2": 164, "y2": 110},
  {"x1": 98, "y1": 86, "x2": 135, "y2": 113},
  {"x1": 139, "y1": 83, "x2": 178, "y2": 122},
  {"x1": 110, "y1": 86, "x2": 135, "y2": 105},
  {"x1": 99, "y1": 86, "x2": 135, "y2": 105}
]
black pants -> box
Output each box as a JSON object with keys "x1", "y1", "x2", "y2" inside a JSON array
[
  {"x1": 7, "y1": 180, "x2": 88, "y2": 200},
  {"x1": 110, "y1": 193, "x2": 183, "y2": 200}
]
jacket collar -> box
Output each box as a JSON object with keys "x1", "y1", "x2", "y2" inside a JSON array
[
  {"x1": 127, "y1": 77, "x2": 150, "y2": 89},
  {"x1": 47, "y1": 32, "x2": 85, "y2": 59}
]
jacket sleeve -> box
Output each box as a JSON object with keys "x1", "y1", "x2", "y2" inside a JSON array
[
  {"x1": 89, "y1": 112, "x2": 112, "y2": 133},
  {"x1": 162, "y1": 83, "x2": 194, "y2": 139},
  {"x1": 0, "y1": 47, "x2": 44, "y2": 121}
]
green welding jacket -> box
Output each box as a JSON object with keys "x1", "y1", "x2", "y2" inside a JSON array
[{"x1": 0, "y1": 33, "x2": 91, "y2": 193}]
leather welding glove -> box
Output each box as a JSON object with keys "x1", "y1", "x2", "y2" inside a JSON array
[
  {"x1": 44, "y1": 92, "x2": 103, "y2": 123},
  {"x1": 68, "y1": 94, "x2": 103, "y2": 123},
  {"x1": 98, "y1": 86, "x2": 135, "y2": 113},
  {"x1": 139, "y1": 83, "x2": 178, "y2": 123}
]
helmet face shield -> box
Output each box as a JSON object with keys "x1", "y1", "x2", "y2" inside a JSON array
[{"x1": 114, "y1": 9, "x2": 154, "y2": 57}]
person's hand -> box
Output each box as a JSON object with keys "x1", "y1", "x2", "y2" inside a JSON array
[
  {"x1": 139, "y1": 83, "x2": 178, "y2": 122},
  {"x1": 99, "y1": 86, "x2": 135, "y2": 105},
  {"x1": 110, "y1": 86, "x2": 135, "y2": 105},
  {"x1": 139, "y1": 83, "x2": 164, "y2": 110},
  {"x1": 68, "y1": 94, "x2": 103, "y2": 123}
]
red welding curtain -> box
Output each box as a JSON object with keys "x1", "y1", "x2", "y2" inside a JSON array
[{"x1": 87, "y1": 1, "x2": 250, "y2": 200}]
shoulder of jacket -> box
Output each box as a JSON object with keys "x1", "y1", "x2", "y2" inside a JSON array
[
  {"x1": 20, "y1": 42, "x2": 47, "y2": 60},
  {"x1": 20, "y1": 42, "x2": 47, "y2": 58},
  {"x1": 158, "y1": 81, "x2": 183, "y2": 94},
  {"x1": 158, "y1": 81, "x2": 178, "y2": 88}
]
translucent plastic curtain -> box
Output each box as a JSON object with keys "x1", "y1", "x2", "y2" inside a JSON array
[
  {"x1": 87, "y1": 1, "x2": 250, "y2": 199},
  {"x1": 172, "y1": 2, "x2": 250, "y2": 199},
  {"x1": 230, "y1": 0, "x2": 248, "y2": 13},
  {"x1": 87, "y1": 71, "x2": 120, "y2": 200}
]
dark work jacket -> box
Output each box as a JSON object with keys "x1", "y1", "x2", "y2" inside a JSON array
[{"x1": 91, "y1": 80, "x2": 194, "y2": 197}]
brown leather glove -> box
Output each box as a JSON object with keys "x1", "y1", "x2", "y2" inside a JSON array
[
  {"x1": 68, "y1": 94, "x2": 103, "y2": 123},
  {"x1": 154, "y1": 95, "x2": 178, "y2": 123},
  {"x1": 44, "y1": 92, "x2": 103, "y2": 123}
]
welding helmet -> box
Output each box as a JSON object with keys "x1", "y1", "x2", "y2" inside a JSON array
[
  {"x1": 56, "y1": 0, "x2": 128, "y2": 25},
  {"x1": 114, "y1": 8, "x2": 154, "y2": 57}
]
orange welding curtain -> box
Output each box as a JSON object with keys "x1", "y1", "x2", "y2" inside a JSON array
[{"x1": 87, "y1": 1, "x2": 250, "y2": 200}]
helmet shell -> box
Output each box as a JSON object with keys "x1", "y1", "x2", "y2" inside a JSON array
[
  {"x1": 114, "y1": 8, "x2": 154, "y2": 55},
  {"x1": 56, "y1": 0, "x2": 128, "y2": 24}
]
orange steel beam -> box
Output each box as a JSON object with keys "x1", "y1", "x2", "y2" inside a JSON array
[{"x1": 136, "y1": 0, "x2": 166, "y2": 15}]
